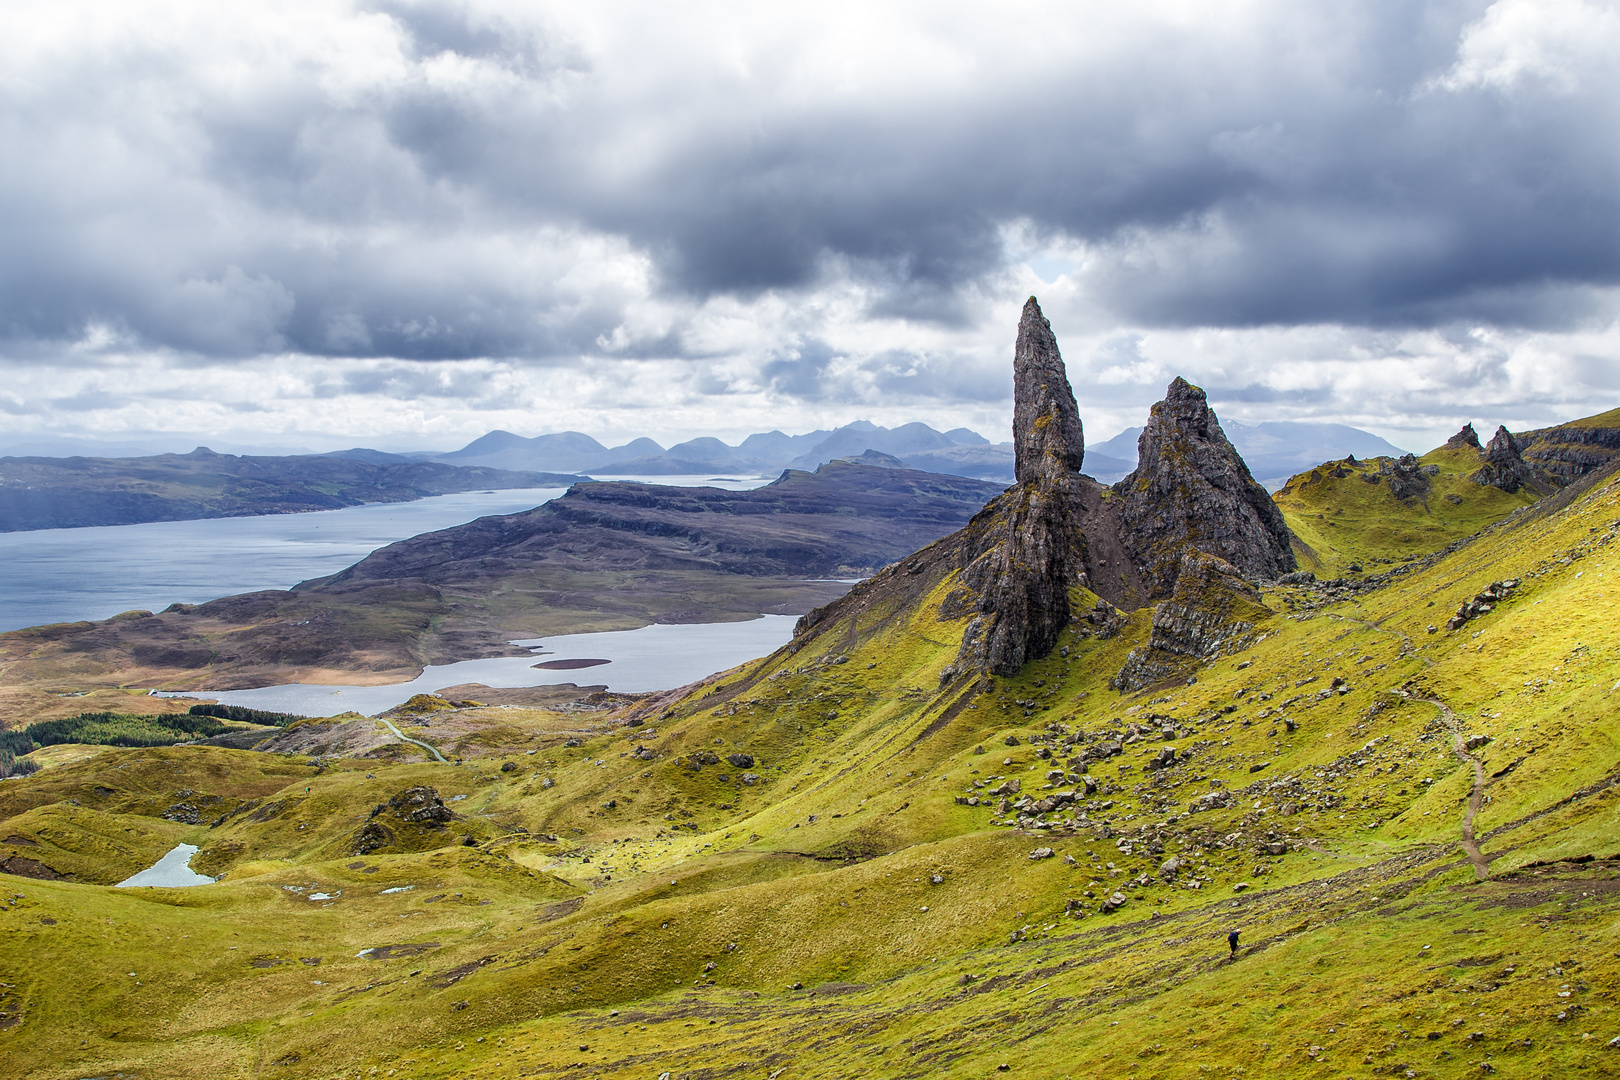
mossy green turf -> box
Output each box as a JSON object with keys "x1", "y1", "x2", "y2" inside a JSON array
[
  {"x1": 3, "y1": 469, "x2": 1620, "y2": 1077},
  {"x1": 1276, "y1": 446, "x2": 1543, "y2": 575}
]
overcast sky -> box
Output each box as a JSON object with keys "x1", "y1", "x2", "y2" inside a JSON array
[{"x1": 3, "y1": 0, "x2": 1618, "y2": 455}]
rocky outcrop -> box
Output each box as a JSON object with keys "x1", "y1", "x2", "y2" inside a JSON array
[
  {"x1": 949, "y1": 299, "x2": 1088, "y2": 676},
  {"x1": 1379, "y1": 453, "x2": 1434, "y2": 501},
  {"x1": 790, "y1": 309, "x2": 1292, "y2": 685},
  {"x1": 351, "y1": 786, "x2": 457, "y2": 855},
  {"x1": 1012, "y1": 298, "x2": 1085, "y2": 484},
  {"x1": 950, "y1": 480, "x2": 1088, "y2": 676},
  {"x1": 1517, "y1": 416, "x2": 1620, "y2": 482},
  {"x1": 1472, "y1": 426, "x2": 1540, "y2": 493},
  {"x1": 1113, "y1": 378, "x2": 1296, "y2": 597},
  {"x1": 1110, "y1": 552, "x2": 1269, "y2": 691},
  {"x1": 1446, "y1": 423, "x2": 1483, "y2": 450}
]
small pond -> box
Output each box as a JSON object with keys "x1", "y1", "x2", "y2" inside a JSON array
[{"x1": 116, "y1": 844, "x2": 215, "y2": 888}]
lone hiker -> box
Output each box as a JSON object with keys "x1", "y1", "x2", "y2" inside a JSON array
[{"x1": 1228, "y1": 930, "x2": 1240, "y2": 956}]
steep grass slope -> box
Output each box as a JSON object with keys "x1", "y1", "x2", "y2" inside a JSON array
[{"x1": 0, "y1": 468, "x2": 1617, "y2": 1077}]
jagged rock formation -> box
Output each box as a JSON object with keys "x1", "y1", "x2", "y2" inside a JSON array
[
  {"x1": 1473, "y1": 426, "x2": 1555, "y2": 495},
  {"x1": 1446, "y1": 423, "x2": 1483, "y2": 450},
  {"x1": 1378, "y1": 453, "x2": 1434, "y2": 501},
  {"x1": 1113, "y1": 378, "x2": 1296, "y2": 597},
  {"x1": 950, "y1": 299, "x2": 1088, "y2": 675},
  {"x1": 949, "y1": 479, "x2": 1088, "y2": 676},
  {"x1": 1012, "y1": 298, "x2": 1085, "y2": 484},
  {"x1": 793, "y1": 310, "x2": 1294, "y2": 686}
]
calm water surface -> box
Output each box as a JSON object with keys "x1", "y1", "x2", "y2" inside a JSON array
[
  {"x1": 164, "y1": 615, "x2": 799, "y2": 716},
  {"x1": 0, "y1": 475, "x2": 772, "y2": 632},
  {"x1": 116, "y1": 843, "x2": 215, "y2": 888}
]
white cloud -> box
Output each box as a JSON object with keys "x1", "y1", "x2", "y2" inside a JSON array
[{"x1": 0, "y1": 0, "x2": 1616, "y2": 453}]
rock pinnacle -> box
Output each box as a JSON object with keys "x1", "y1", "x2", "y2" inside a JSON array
[
  {"x1": 1013, "y1": 298, "x2": 1085, "y2": 484},
  {"x1": 1114, "y1": 377, "x2": 1296, "y2": 596}
]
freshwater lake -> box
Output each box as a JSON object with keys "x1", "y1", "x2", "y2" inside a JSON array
[
  {"x1": 0, "y1": 475, "x2": 771, "y2": 633},
  {"x1": 169, "y1": 614, "x2": 800, "y2": 716}
]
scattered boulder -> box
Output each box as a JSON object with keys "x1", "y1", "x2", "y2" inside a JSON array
[
  {"x1": 725, "y1": 753, "x2": 755, "y2": 768},
  {"x1": 1028, "y1": 847, "x2": 1056, "y2": 861},
  {"x1": 1188, "y1": 790, "x2": 1234, "y2": 814},
  {"x1": 1447, "y1": 580, "x2": 1518, "y2": 631},
  {"x1": 1144, "y1": 747, "x2": 1177, "y2": 772},
  {"x1": 1100, "y1": 891, "x2": 1128, "y2": 913}
]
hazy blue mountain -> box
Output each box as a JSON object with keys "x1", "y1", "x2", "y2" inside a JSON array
[
  {"x1": 588, "y1": 421, "x2": 995, "y2": 477},
  {"x1": 438, "y1": 432, "x2": 664, "y2": 473},
  {"x1": 944, "y1": 427, "x2": 990, "y2": 446},
  {"x1": 785, "y1": 421, "x2": 962, "y2": 471},
  {"x1": 1091, "y1": 420, "x2": 1408, "y2": 485}
]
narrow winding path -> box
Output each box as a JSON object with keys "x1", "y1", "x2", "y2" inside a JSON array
[
  {"x1": 1419, "y1": 696, "x2": 1491, "y2": 880},
  {"x1": 375, "y1": 717, "x2": 448, "y2": 763}
]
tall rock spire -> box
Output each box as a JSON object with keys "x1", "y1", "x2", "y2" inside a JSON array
[
  {"x1": 1012, "y1": 297, "x2": 1085, "y2": 484},
  {"x1": 947, "y1": 298, "x2": 1088, "y2": 676}
]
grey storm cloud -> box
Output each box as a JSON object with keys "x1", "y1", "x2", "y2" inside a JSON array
[{"x1": 1, "y1": 0, "x2": 1618, "y2": 371}]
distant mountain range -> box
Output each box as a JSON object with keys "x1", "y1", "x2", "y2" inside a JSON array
[
  {"x1": 1091, "y1": 421, "x2": 1408, "y2": 487},
  {"x1": 412, "y1": 418, "x2": 1407, "y2": 487},
  {"x1": 0, "y1": 417, "x2": 1415, "y2": 532},
  {"x1": 416, "y1": 422, "x2": 997, "y2": 478}
]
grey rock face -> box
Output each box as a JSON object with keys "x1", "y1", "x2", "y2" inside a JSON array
[
  {"x1": 385, "y1": 786, "x2": 454, "y2": 825},
  {"x1": 950, "y1": 468, "x2": 1087, "y2": 675},
  {"x1": 1012, "y1": 297, "x2": 1085, "y2": 484},
  {"x1": 948, "y1": 298, "x2": 1088, "y2": 676},
  {"x1": 1113, "y1": 378, "x2": 1296, "y2": 597}
]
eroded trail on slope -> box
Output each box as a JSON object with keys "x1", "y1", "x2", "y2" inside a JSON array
[
  {"x1": 1419, "y1": 696, "x2": 1491, "y2": 880},
  {"x1": 375, "y1": 716, "x2": 448, "y2": 763}
]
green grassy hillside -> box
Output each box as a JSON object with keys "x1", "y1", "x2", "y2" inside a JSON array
[
  {"x1": 1, "y1": 465, "x2": 1617, "y2": 1077},
  {"x1": 1277, "y1": 446, "x2": 1543, "y2": 575}
]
